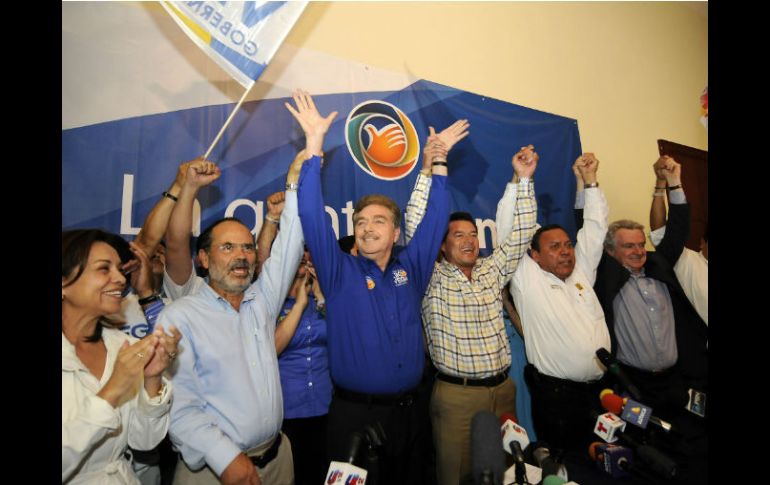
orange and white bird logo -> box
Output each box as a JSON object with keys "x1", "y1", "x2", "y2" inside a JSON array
[
  {"x1": 345, "y1": 100, "x2": 420, "y2": 181},
  {"x1": 363, "y1": 123, "x2": 407, "y2": 167}
]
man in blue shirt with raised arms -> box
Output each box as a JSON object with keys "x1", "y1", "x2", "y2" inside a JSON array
[{"x1": 286, "y1": 89, "x2": 451, "y2": 485}]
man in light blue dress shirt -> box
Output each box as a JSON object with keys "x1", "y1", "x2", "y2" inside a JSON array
[{"x1": 158, "y1": 153, "x2": 308, "y2": 484}]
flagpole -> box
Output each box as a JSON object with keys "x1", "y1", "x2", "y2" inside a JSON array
[{"x1": 203, "y1": 82, "x2": 255, "y2": 160}]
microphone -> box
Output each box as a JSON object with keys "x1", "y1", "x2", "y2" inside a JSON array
[
  {"x1": 588, "y1": 441, "x2": 632, "y2": 478},
  {"x1": 588, "y1": 441, "x2": 659, "y2": 482},
  {"x1": 472, "y1": 411, "x2": 505, "y2": 485},
  {"x1": 530, "y1": 442, "x2": 568, "y2": 482},
  {"x1": 540, "y1": 475, "x2": 567, "y2": 485},
  {"x1": 499, "y1": 413, "x2": 530, "y2": 485},
  {"x1": 324, "y1": 462, "x2": 367, "y2": 485},
  {"x1": 592, "y1": 412, "x2": 627, "y2": 443},
  {"x1": 599, "y1": 389, "x2": 674, "y2": 433},
  {"x1": 595, "y1": 348, "x2": 642, "y2": 401},
  {"x1": 346, "y1": 431, "x2": 365, "y2": 463},
  {"x1": 325, "y1": 431, "x2": 369, "y2": 484},
  {"x1": 591, "y1": 412, "x2": 678, "y2": 479}
]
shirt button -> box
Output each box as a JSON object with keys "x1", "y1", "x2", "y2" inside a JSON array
[
  {"x1": 306, "y1": 325, "x2": 311, "y2": 330},
  {"x1": 306, "y1": 357, "x2": 311, "y2": 361},
  {"x1": 308, "y1": 382, "x2": 313, "y2": 387},
  {"x1": 650, "y1": 308, "x2": 654, "y2": 312}
]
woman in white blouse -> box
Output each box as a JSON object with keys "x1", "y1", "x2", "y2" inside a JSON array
[{"x1": 62, "y1": 229, "x2": 180, "y2": 484}]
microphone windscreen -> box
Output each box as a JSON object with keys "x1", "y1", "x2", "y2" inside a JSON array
[
  {"x1": 601, "y1": 393, "x2": 625, "y2": 415},
  {"x1": 596, "y1": 347, "x2": 612, "y2": 366},
  {"x1": 471, "y1": 411, "x2": 504, "y2": 485},
  {"x1": 587, "y1": 441, "x2": 604, "y2": 461},
  {"x1": 542, "y1": 475, "x2": 568, "y2": 485},
  {"x1": 499, "y1": 412, "x2": 516, "y2": 424}
]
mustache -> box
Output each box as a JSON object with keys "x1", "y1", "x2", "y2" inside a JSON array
[{"x1": 229, "y1": 259, "x2": 251, "y2": 271}]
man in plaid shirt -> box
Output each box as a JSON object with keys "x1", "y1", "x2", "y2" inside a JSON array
[{"x1": 406, "y1": 144, "x2": 539, "y2": 485}]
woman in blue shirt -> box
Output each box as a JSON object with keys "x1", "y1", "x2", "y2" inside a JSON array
[{"x1": 276, "y1": 250, "x2": 331, "y2": 485}]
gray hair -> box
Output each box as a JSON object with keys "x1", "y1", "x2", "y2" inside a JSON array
[{"x1": 604, "y1": 219, "x2": 645, "y2": 251}]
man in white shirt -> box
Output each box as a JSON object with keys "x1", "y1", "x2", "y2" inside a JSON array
[{"x1": 497, "y1": 151, "x2": 611, "y2": 453}]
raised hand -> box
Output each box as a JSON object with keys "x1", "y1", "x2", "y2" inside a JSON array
[
  {"x1": 576, "y1": 153, "x2": 599, "y2": 184},
  {"x1": 284, "y1": 89, "x2": 338, "y2": 157},
  {"x1": 433, "y1": 119, "x2": 470, "y2": 153},
  {"x1": 421, "y1": 133, "x2": 449, "y2": 172},
  {"x1": 128, "y1": 241, "x2": 154, "y2": 299},
  {"x1": 512, "y1": 144, "x2": 539, "y2": 179},
  {"x1": 266, "y1": 191, "x2": 286, "y2": 220},
  {"x1": 185, "y1": 159, "x2": 221, "y2": 189},
  {"x1": 573, "y1": 157, "x2": 585, "y2": 185},
  {"x1": 660, "y1": 156, "x2": 681, "y2": 186}
]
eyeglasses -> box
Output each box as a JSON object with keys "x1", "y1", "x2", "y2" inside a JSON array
[{"x1": 216, "y1": 242, "x2": 257, "y2": 254}]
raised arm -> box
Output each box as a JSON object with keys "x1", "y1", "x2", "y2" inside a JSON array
[
  {"x1": 274, "y1": 272, "x2": 311, "y2": 354},
  {"x1": 495, "y1": 144, "x2": 539, "y2": 245},
  {"x1": 133, "y1": 163, "x2": 188, "y2": 257},
  {"x1": 573, "y1": 156, "x2": 586, "y2": 230},
  {"x1": 488, "y1": 145, "x2": 538, "y2": 283},
  {"x1": 404, "y1": 120, "x2": 469, "y2": 242},
  {"x1": 256, "y1": 190, "x2": 285, "y2": 277},
  {"x1": 286, "y1": 90, "x2": 347, "y2": 296},
  {"x1": 654, "y1": 157, "x2": 688, "y2": 265},
  {"x1": 650, "y1": 156, "x2": 670, "y2": 231},
  {"x1": 164, "y1": 160, "x2": 220, "y2": 288},
  {"x1": 573, "y1": 153, "x2": 609, "y2": 284}
]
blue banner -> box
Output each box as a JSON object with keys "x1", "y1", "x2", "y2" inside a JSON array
[{"x1": 62, "y1": 80, "x2": 582, "y2": 253}]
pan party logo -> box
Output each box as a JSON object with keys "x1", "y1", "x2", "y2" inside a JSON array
[{"x1": 345, "y1": 100, "x2": 420, "y2": 181}]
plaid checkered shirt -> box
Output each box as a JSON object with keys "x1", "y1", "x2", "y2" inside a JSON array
[{"x1": 405, "y1": 174, "x2": 538, "y2": 377}]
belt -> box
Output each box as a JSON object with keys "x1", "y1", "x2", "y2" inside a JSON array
[
  {"x1": 620, "y1": 363, "x2": 673, "y2": 377},
  {"x1": 334, "y1": 386, "x2": 416, "y2": 406},
  {"x1": 528, "y1": 365, "x2": 602, "y2": 390},
  {"x1": 436, "y1": 368, "x2": 510, "y2": 387},
  {"x1": 248, "y1": 433, "x2": 282, "y2": 468}
]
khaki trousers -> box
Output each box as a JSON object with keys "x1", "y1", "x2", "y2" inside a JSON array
[{"x1": 430, "y1": 378, "x2": 516, "y2": 485}]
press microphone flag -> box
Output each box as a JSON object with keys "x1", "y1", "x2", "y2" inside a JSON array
[{"x1": 593, "y1": 412, "x2": 626, "y2": 443}]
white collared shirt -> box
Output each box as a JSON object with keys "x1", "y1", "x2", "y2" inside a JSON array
[
  {"x1": 499, "y1": 185, "x2": 611, "y2": 382},
  {"x1": 650, "y1": 226, "x2": 708, "y2": 326}
]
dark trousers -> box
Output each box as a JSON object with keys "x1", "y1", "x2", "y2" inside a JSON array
[
  {"x1": 326, "y1": 388, "x2": 428, "y2": 485},
  {"x1": 616, "y1": 363, "x2": 688, "y2": 416},
  {"x1": 616, "y1": 363, "x2": 707, "y2": 460},
  {"x1": 282, "y1": 415, "x2": 328, "y2": 485},
  {"x1": 524, "y1": 364, "x2": 608, "y2": 454}
]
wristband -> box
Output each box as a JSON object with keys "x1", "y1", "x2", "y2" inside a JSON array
[
  {"x1": 138, "y1": 293, "x2": 161, "y2": 305},
  {"x1": 583, "y1": 182, "x2": 599, "y2": 189},
  {"x1": 265, "y1": 215, "x2": 280, "y2": 224},
  {"x1": 162, "y1": 191, "x2": 178, "y2": 202},
  {"x1": 666, "y1": 184, "x2": 682, "y2": 191},
  {"x1": 285, "y1": 182, "x2": 299, "y2": 191}
]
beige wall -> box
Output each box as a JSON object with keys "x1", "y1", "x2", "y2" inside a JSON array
[{"x1": 285, "y1": 1, "x2": 707, "y2": 234}]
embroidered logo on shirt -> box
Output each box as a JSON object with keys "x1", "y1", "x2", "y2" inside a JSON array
[
  {"x1": 392, "y1": 269, "x2": 409, "y2": 287},
  {"x1": 366, "y1": 276, "x2": 376, "y2": 290}
]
